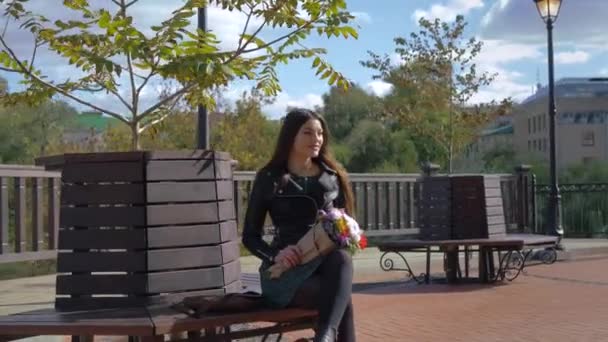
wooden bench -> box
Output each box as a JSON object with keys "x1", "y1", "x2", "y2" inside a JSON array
[
  {"x1": 0, "y1": 274, "x2": 318, "y2": 342},
  {"x1": 377, "y1": 234, "x2": 559, "y2": 284}
]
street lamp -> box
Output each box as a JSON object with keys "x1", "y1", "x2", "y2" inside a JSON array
[
  {"x1": 197, "y1": 6, "x2": 209, "y2": 150},
  {"x1": 534, "y1": 0, "x2": 564, "y2": 243}
]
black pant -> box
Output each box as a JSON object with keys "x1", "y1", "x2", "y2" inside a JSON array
[{"x1": 290, "y1": 249, "x2": 356, "y2": 342}]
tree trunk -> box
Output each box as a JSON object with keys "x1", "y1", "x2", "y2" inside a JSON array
[
  {"x1": 448, "y1": 106, "x2": 454, "y2": 174},
  {"x1": 131, "y1": 122, "x2": 140, "y2": 150}
]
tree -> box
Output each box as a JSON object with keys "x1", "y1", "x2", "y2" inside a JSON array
[
  {"x1": 0, "y1": 98, "x2": 78, "y2": 163},
  {"x1": 320, "y1": 84, "x2": 377, "y2": 141},
  {"x1": 0, "y1": 0, "x2": 358, "y2": 149},
  {"x1": 210, "y1": 89, "x2": 280, "y2": 170},
  {"x1": 361, "y1": 15, "x2": 511, "y2": 172}
]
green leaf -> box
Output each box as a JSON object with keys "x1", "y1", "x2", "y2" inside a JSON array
[{"x1": 328, "y1": 72, "x2": 337, "y2": 85}]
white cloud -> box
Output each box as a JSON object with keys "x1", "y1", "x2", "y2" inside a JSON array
[
  {"x1": 480, "y1": 0, "x2": 608, "y2": 50},
  {"x1": 264, "y1": 92, "x2": 324, "y2": 119},
  {"x1": 475, "y1": 39, "x2": 542, "y2": 65},
  {"x1": 601, "y1": 68, "x2": 608, "y2": 76},
  {"x1": 389, "y1": 53, "x2": 405, "y2": 66},
  {"x1": 365, "y1": 81, "x2": 393, "y2": 97},
  {"x1": 468, "y1": 39, "x2": 541, "y2": 104},
  {"x1": 1, "y1": 0, "x2": 269, "y2": 116},
  {"x1": 554, "y1": 51, "x2": 591, "y2": 64},
  {"x1": 468, "y1": 65, "x2": 535, "y2": 104},
  {"x1": 413, "y1": 0, "x2": 484, "y2": 23}
]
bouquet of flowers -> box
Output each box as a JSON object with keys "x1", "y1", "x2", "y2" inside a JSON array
[
  {"x1": 267, "y1": 208, "x2": 367, "y2": 279},
  {"x1": 318, "y1": 208, "x2": 367, "y2": 255}
]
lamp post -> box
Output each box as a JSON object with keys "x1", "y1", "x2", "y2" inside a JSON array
[
  {"x1": 196, "y1": 6, "x2": 209, "y2": 150},
  {"x1": 534, "y1": 0, "x2": 564, "y2": 242}
]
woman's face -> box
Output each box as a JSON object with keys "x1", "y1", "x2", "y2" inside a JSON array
[{"x1": 291, "y1": 118, "x2": 324, "y2": 159}]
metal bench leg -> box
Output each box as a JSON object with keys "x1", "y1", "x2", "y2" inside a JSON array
[
  {"x1": 492, "y1": 250, "x2": 525, "y2": 282},
  {"x1": 426, "y1": 246, "x2": 431, "y2": 284},
  {"x1": 464, "y1": 246, "x2": 470, "y2": 279},
  {"x1": 188, "y1": 330, "x2": 203, "y2": 341},
  {"x1": 139, "y1": 336, "x2": 164, "y2": 342},
  {"x1": 379, "y1": 251, "x2": 426, "y2": 284}
]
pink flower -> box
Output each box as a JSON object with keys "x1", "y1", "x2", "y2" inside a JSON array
[{"x1": 326, "y1": 208, "x2": 342, "y2": 221}]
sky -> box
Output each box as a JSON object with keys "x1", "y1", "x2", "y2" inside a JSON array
[{"x1": 1, "y1": 0, "x2": 607, "y2": 119}]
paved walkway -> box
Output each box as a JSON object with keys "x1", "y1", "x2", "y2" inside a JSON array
[
  {"x1": 1, "y1": 238, "x2": 608, "y2": 341},
  {"x1": 346, "y1": 256, "x2": 608, "y2": 342}
]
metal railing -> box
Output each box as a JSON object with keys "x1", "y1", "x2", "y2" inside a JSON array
[
  {"x1": 233, "y1": 171, "x2": 526, "y2": 239},
  {"x1": 0, "y1": 164, "x2": 531, "y2": 264},
  {"x1": 0, "y1": 165, "x2": 61, "y2": 264},
  {"x1": 534, "y1": 183, "x2": 608, "y2": 237}
]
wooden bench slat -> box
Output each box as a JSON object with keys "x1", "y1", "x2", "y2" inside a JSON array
[
  {"x1": 150, "y1": 307, "x2": 317, "y2": 335},
  {"x1": 0, "y1": 272, "x2": 316, "y2": 340},
  {"x1": 0, "y1": 307, "x2": 153, "y2": 336}
]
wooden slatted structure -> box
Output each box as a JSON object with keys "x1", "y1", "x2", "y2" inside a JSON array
[
  {"x1": 417, "y1": 175, "x2": 506, "y2": 240},
  {"x1": 37, "y1": 151, "x2": 241, "y2": 311},
  {"x1": 417, "y1": 176, "x2": 452, "y2": 240},
  {"x1": 451, "y1": 175, "x2": 506, "y2": 239}
]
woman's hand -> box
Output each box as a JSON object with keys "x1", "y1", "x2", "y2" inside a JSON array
[{"x1": 275, "y1": 245, "x2": 302, "y2": 268}]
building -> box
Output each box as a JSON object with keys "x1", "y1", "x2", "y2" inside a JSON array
[
  {"x1": 512, "y1": 77, "x2": 608, "y2": 168},
  {"x1": 62, "y1": 111, "x2": 122, "y2": 147},
  {"x1": 463, "y1": 118, "x2": 514, "y2": 159}
]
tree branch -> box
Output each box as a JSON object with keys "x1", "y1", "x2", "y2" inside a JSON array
[
  {"x1": 126, "y1": 52, "x2": 138, "y2": 114},
  {"x1": 239, "y1": 21, "x2": 313, "y2": 55},
  {"x1": 135, "y1": 59, "x2": 159, "y2": 108},
  {"x1": 138, "y1": 110, "x2": 171, "y2": 134},
  {"x1": 92, "y1": 77, "x2": 133, "y2": 112},
  {"x1": 28, "y1": 40, "x2": 41, "y2": 74},
  {"x1": 136, "y1": 83, "x2": 195, "y2": 122},
  {"x1": 1, "y1": 16, "x2": 9, "y2": 38},
  {"x1": 125, "y1": 0, "x2": 138, "y2": 8},
  {"x1": 237, "y1": 6, "x2": 254, "y2": 52},
  {"x1": 120, "y1": 0, "x2": 138, "y2": 118},
  {"x1": 0, "y1": 34, "x2": 129, "y2": 124},
  {"x1": 0, "y1": 66, "x2": 20, "y2": 73},
  {"x1": 139, "y1": 89, "x2": 184, "y2": 134}
]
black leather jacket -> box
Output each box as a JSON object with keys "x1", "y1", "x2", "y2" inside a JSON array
[{"x1": 241, "y1": 161, "x2": 345, "y2": 264}]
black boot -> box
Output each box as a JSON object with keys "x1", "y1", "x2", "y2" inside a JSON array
[{"x1": 313, "y1": 327, "x2": 336, "y2": 342}]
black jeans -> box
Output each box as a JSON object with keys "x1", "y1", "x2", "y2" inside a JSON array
[{"x1": 290, "y1": 249, "x2": 356, "y2": 342}]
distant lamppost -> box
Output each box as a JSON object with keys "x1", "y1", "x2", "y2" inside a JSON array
[
  {"x1": 534, "y1": 0, "x2": 564, "y2": 242},
  {"x1": 197, "y1": 6, "x2": 209, "y2": 149}
]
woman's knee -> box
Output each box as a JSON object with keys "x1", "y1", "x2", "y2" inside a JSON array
[{"x1": 324, "y1": 249, "x2": 353, "y2": 271}]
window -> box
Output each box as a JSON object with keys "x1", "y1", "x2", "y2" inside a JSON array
[
  {"x1": 528, "y1": 140, "x2": 531, "y2": 151},
  {"x1": 582, "y1": 131, "x2": 595, "y2": 146},
  {"x1": 543, "y1": 138, "x2": 548, "y2": 152},
  {"x1": 528, "y1": 118, "x2": 531, "y2": 134},
  {"x1": 533, "y1": 140, "x2": 537, "y2": 150},
  {"x1": 543, "y1": 115, "x2": 547, "y2": 130}
]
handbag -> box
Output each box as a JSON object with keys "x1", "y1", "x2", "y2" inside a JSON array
[{"x1": 171, "y1": 291, "x2": 265, "y2": 317}]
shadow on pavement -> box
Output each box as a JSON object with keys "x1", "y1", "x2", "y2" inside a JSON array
[{"x1": 353, "y1": 277, "x2": 511, "y2": 295}]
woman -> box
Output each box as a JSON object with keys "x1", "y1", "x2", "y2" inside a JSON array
[{"x1": 242, "y1": 108, "x2": 356, "y2": 342}]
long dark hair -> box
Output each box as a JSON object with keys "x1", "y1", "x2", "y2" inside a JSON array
[{"x1": 264, "y1": 108, "x2": 355, "y2": 215}]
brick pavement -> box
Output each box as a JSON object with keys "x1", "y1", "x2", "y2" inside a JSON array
[
  {"x1": 285, "y1": 256, "x2": 608, "y2": 342},
  {"x1": 4, "y1": 247, "x2": 608, "y2": 341}
]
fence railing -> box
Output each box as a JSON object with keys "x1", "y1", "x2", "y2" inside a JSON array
[
  {"x1": 0, "y1": 164, "x2": 533, "y2": 264},
  {"x1": 0, "y1": 165, "x2": 61, "y2": 264},
  {"x1": 534, "y1": 183, "x2": 608, "y2": 237},
  {"x1": 233, "y1": 170, "x2": 528, "y2": 240}
]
